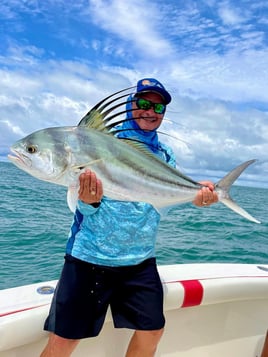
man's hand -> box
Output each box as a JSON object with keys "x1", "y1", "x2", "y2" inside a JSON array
[
  {"x1": 193, "y1": 181, "x2": 219, "y2": 207},
  {"x1": 78, "y1": 169, "x2": 103, "y2": 205}
]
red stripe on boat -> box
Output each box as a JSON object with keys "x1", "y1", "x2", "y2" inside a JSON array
[
  {"x1": 0, "y1": 303, "x2": 49, "y2": 317},
  {"x1": 180, "y1": 280, "x2": 204, "y2": 307}
]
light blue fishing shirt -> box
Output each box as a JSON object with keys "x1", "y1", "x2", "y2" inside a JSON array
[{"x1": 66, "y1": 104, "x2": 176, "y2": 266}]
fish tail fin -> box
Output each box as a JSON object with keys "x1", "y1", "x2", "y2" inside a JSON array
[{"x1": 215, "y1": 159, "x2": 261, "y2": 224}]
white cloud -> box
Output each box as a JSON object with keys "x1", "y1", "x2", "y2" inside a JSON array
[
  {"x1": 218, "y1": 3, "x2": 245, "y2": 26},
  {"x1": 86, "y1": 0, "x2": 174, "y2": 57},
  {"x1": 0, "y1": 0, "x2": 267, "y2": 188}
]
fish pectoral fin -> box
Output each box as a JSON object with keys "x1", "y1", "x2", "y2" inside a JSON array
[
  {"x1": 67, "y1": 184, "x2": 79, "y2": 213},
  {"x1": 71, "y1": 159, "x2": 104, "y2": 173}
]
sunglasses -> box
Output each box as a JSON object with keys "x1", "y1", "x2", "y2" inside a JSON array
[{"x1": 135, "y1": 98, "x2": 166, "y2": 114}]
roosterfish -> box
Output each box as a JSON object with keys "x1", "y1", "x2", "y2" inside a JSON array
[{"x1": 8, "y1": 87, "x2": 260, "y2": 224}]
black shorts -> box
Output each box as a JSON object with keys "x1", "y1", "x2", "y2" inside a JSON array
[{"x1": 44, "y1": 255, "x2": 165, "y2": 339}]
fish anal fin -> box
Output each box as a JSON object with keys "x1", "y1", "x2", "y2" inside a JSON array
[{"x1": 67, "y1": 184, "x2": 79, "y2": 213}]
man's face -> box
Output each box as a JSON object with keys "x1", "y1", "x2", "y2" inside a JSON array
[{"x1": 132, "y1": 92, "x2": 165, "y2": 131}]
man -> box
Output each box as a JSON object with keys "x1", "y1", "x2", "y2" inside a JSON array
[{"x1": 41, "y1": 78, "x2": 218, "y2": 357}]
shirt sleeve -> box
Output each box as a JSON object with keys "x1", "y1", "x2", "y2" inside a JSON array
[{"x1": 77, "y1": 199, "x2": 100, "y2": 215}]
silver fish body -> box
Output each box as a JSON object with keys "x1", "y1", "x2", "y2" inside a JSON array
[{"x1": 8, "y1": 125, "x2": 260, "y2": 224}]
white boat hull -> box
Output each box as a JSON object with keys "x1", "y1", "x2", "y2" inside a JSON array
[{"x1": 1, "y1": 263, "x2": 268, "y2": 356}]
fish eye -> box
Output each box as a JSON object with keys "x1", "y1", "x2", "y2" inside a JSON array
[{"x1": 26, "y1": 145, "x2": 38, "y2": 154}]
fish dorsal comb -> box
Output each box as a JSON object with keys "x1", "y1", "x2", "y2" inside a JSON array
[{"x1": 78, "y1": 86, "x2": 136, "y2": 133}]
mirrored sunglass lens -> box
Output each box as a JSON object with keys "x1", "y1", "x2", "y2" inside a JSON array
[
  {"x1": 137, "y1": 98, "x2": 151, "y2": 110},
  {"x1": 154, "y1": 103, "x2": 165, "y2": 114},
  {"x1": 136, "y1": 98, "x2": 165, "y2": 114}
]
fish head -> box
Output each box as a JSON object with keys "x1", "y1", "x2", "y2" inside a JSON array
[{"x1": 8, "y1": 127, "x2": 70, "y2": 182}]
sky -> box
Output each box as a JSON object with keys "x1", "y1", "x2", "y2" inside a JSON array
[{"x1": 0, "y1": 0, "x2": 268, "y2": 188}]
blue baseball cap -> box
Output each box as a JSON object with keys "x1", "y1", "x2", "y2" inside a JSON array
[{"x1": 136, "y1": 78, "x2": 172, "y2": 104}]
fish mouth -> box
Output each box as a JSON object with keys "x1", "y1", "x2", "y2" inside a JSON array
[{"x1": 8, "y1": 149, "x2": 32, "y2": 167}]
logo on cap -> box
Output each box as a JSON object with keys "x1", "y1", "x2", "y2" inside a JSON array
[
  {"x1": 141, "y1": 79, "x2": 160, "y2": 87},
  {"x1": 141, "y1": 79, "x2": 158, "y2": 87}
]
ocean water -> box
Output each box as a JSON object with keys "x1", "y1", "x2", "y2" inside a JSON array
[{"x1": 0, "y1": 161, "x2": 267, "y2": 290}]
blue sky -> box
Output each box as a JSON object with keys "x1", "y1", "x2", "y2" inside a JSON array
[{"x1": 0, "y1": 0, "x2": 268, "y2": 188}]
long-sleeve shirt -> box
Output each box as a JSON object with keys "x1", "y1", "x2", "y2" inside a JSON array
[{"x1": 66, "y1": 116, "x2": 176, "y2": 267}]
